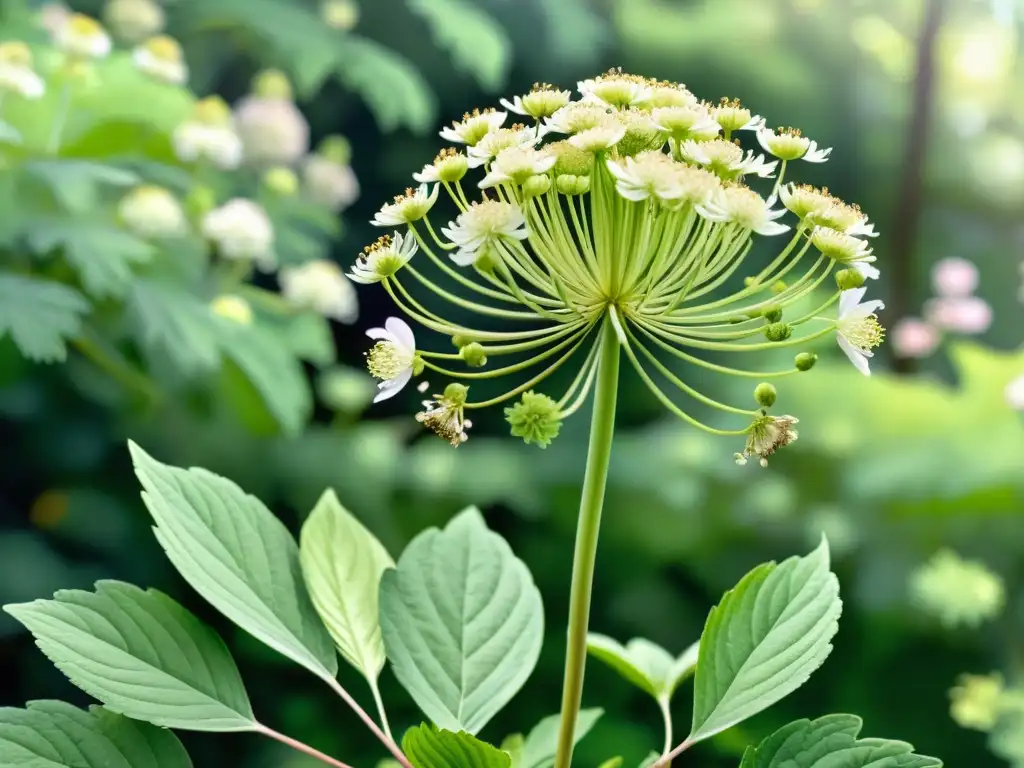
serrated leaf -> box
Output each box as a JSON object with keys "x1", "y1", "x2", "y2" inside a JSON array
[
  {"x1": 0, "y1": 275, "x2": 89, "y2": 363},
  {"x1": 406, "y1": 0, "x2": 511, "y2": 92},
  {"x1": 335, "y1": 36, "x2": 436, "y2": 133},
  {"x1": 380, "y1": 507, "x2": 543, "y2": 734},
  {"x1": 128, "y1": 281, "x2": 221, "y2": 375},
  {"x1": 0, "y1": 701, "x2": 194, "y2": 768},
  {"x1": 4, "y1": 581, "x2": 255, "y2": 731},
  {"x1": 739, "y1": 714, "x2": 942, "y2": 768},
  {"x1": 26, "y1": 220, "x2": 153, "y2": 299},
  {"x1": 689, "y1": 539, "x2": 841, "y2": 744},
  {"x1": 24, "y1": 160, "x2": 140, "y2": 213},
  {"x1": 403, "y1": 724, "x2": 511, "y2": 768},
  {"x1": 520, "y1": 708, "x2": 602, "y2": 768},
  {"x1": 299, "y1": 489, "x2": 394, "y2": 682},
  {"x1": 587, "y1": 634, "x2": 698, "y2": 701},
  {"x1": 129, "y1": 443, "x2": 338, "y2": 681}
]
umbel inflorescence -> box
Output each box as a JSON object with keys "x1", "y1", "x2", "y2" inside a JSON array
[{"x1": 352, "y1": 70, "x2": 886, "y2": 465}]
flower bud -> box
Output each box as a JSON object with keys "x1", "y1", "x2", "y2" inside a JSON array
[
  {"x1": 835, "y1": 268, "x2": 864, "y2": 291},
  {"x1": 794, "y1": 352, "x2": 818, "y2": 371},
  {"x1": 522, "y1": 175, "x2": 552, "y2": 200},
  {"x1": 442, "y1": 382, "x2": 469, "y2": 406},
  {"x1": 321, "y1": 0, "x2": 359, "y2": 30},
  {"x1": 504, "y1": 391, "x2": 562, "y2": 448},
  {"x1": 103, "y1": 0, "x2": 164, "y2": 43},
  {"x1": 556, "y1": 174, "x2": 590, "y2": 196},
  {"x1": 754, "y1": 382, "x2": 777, "y2": 408},
  {"x1": 550, "y1": 142, "x2": 594, "y2": 176},
  {"x1": 771, "y1": 280, "x2": 788, "y2": 294},
  {"x1": 451, "y1": 333, "x2": 474, "y2": 348},
  {"x1": 319, "y1": 134, "x2": 352, "y2": 165},
  {"x1": 252, "y1": 68, "x2": 292, "y2": 100},
  {"x1": 762, "y1": 304, "x2": 783, "y2": 323},
  {"x1": 234, "y1": 94, "x2": 310, "y2": 167},
  {"x1": 210, "y1": 294, "x2": 253, "y2": 325},
  {"x1": 459, "y1": 342, "x2": 487, "y2": 368},
  {"x1": 763, "y1": 322, "x2": 793, "y2": 342},
  {"x1": 117, "y1": 185, "x2": 187, "y2": 239},
  {"x1": 263, "y1": 166, "x2": 299, "y2": 196}
]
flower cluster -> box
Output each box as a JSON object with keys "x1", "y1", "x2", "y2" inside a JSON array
[
  {"x1": 352, "y1": 71, "x2": 888, "y2": 461},
  {"x1": 910, "y1": 549, "x2": 1005, "y2": 629}
]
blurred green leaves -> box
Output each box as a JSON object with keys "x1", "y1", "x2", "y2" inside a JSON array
[
  {"x1": 587, "y1": 635, "x2": 699, "y2": 702},
  {"x1": 0, "y1": 275, "x2": 89, "y2": 363},
  {"x1": 406, "y1": 0, "x2": 511, "y2": 92}
]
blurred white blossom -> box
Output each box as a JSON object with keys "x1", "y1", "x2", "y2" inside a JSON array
[
  {"x1": 321, "y1": 0, "x2": 359, "y2": 30},
  {"x1": 234, "y1": 70, "x2": 309, "y2": 167},
  {"x1": 132, "y1": 35, "x2": 187, "y2": 85},
  {"x1": 931, "y1": 257, "x2": 980, "y2": 298},
  {"x1": 202, "y1": 199, "x2": 275, "y2": 270},
  {"x1": 910, "y1": 549, "x2": 1005, "y2": 629},
  {"x1": 302, "y1": 154, "x2": 360, "y2": 212},
  {"x1": 173, "y1": 96, "x2": 243, "y2": 169},
  {"x1": 950, "y1": 673, "x2": 1005, "y2": 732},
  {"x1": 210, "y1": 295, "x2": 253, "y2": 325},
  {"x1": 102, "y1": 0, "x2": 164, "y2": 43},
  {"x1": 0, "y1": 42, "x2": 45, "y2": 100},
  {"x1": 56, "y1": 13, "x2": 112, "y2": 59},
  {"x1": 279, "y1": 260, "x2": 358, "y2": 323},
  {"x1": 117, "y1": 185, "x2": 187, "y2": 239},
  {"x1": 924, "y1": 296, "x2": 993, "y2": 334},
  {"x1": 1005, "y1": 375, "x2": 1024, "y2": 411}
]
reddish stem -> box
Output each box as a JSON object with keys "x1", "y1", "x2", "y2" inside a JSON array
[
  {"x1": 256, "y1": 724, "x2": 354, "y2": 768},
  {"x1": 325, "y1": 677, "x2": 414, "y2": 768}
]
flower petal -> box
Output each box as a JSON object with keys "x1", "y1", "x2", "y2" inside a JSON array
[
  {"x1": 385, "y1": 316, "x2": 416, "y2": 353},
  {"x1": 837, "y1": 334, "x2": 871, "y2": 376}
]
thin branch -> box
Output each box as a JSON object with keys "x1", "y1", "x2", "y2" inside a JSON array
[{"x1": 256, "y1": 724, "x2": 354, "y2": 768}]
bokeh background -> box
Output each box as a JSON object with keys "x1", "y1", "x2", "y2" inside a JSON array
[{"x1": 1, "y1": 0, "x2": 1022, "y2": 765}]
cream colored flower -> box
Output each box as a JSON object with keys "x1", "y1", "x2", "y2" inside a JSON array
[
  {"x1": 467, "y1": 124, "x2": 538, "y2": 167},
  {"x1": 737, "y1": 414, "x2": 799, "y2": 467},
  {"x1": 301, "y1": 154, "x2": 359, "y2": 212},
  {"x1": 606, "y1": 151, "x2": 685, "y2": 205},
  {"x1": 366, "y1": 317, "x2": 417, "y2": 402},
  {"x1": 349, "y1": 232, "x2": 417, "y2": 284},
  {"x1": 698, "y1": 186, "x2": 789, "y2": 236},
  {"x1": 567, "y1": 121, "x2": 626, "y2": 153},
  {"x1": 201, "y1": 198, "x2": 275, "y2": 269},
  {"x1": 911, "y1": 549, "x2": 1005, "y2": 629},
  {"x1": 56, "y1": 13, "x2": 112, "y2": 59},
  {"x1": 280, "y1": 260, "x2": 358, "y2": 323},
  {"x1": 500, "y1": 83, "x2": 571, "y2": 119},
  {"x1": 172, "y1": 96, "x2": 243, "y2": 169},
  {"x1": 836, "y1": 287, "x2": 884, "y2": 376},
  {"x1": 440, "y1": 108, "x2": 507, "y2": 146},
  {"x1": 0, "y1": 42, "x2": 45, "y2": 99},
  {"x1": 132, "y1": 35, "x2": 187, "y2": 85},
  {"x1": 117, "y1": 185, "x2": 187, "y2": 239},
  {"x1": 233, "y1": 95, "x2": 310, "y2": 167},
  {"x1": 479, "y1": 146, "x2": 556, "y2": 188},
  {"x1": 210, "y1": 294, "x2": 253, "y2": 325},
  {"x1": 681, "y1": 138, "x2": 776, "y2": 179},
  {"x1": 711, "y1": 98, "x2": 763, "y2": 133},
  {"x1": 414, "y1": 147, "x2": 469, "y2": 184},
  {"x1": 578, "y1": 70, "x2": 653, "y2": 108},
  {"x1": 442, "y1": 200, "x2": 528, "y2": 266},
  {"x1": 103, "y1": 0, "x2": 164, "y2": 44},
  {"x1": 757, "y1": 126, "x2": 831, "y2": 163},
  {"x1": 811, "y1": 226, "x2": 874, "y2": 264},
  {"x1": 950, "y1": 674, "x2": 1005, "y2": 732},
  {"x1": 372, "y1": 184, "x2": 439, "y2": 226}
]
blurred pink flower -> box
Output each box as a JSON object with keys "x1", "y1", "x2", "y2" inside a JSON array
[
  {"x1": 1006, "y1": 375, "x2": 1024, "y2": 411},
  {"x1": 891, "y1": 317, "x2": 940, "y2": 358},
  {"x1": 924, "y1": 296, "x2": 993, "y2": 334},
  {"x1": 931, "y1": 257, "x2": 979, "y2": 298}
]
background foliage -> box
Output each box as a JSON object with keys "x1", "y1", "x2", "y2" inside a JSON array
[{"x1": 0, "y1": 0, "x2": 1022, "y2": 766}]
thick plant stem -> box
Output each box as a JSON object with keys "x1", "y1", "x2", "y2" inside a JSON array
[{"x1": 552, "y1": 314, "x2": 620, "y2": 768}]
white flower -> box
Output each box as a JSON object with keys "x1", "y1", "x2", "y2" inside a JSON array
[
  {"x1": 440, "y1": 108, "x2": 507, "y2": 146},
  {"x1": 931, "y1": 257, "x2": 979, "y2": 298},
  {"x1": 233, "y1": 95, "x2": 310, "y2": 167},
  {"x1": 117, "y1": 185, "x2": 187, "y2": 239},
  {"x1": 442, "y1": 200, "x2": 529, "y2": 267},
  {"x1": 172, "y1": 96, "x2": 243, "y2": 169},
  {"x1": 923, "y1": 296, "x2": 993, "y2": 335},
  {"x1": 350, "y1": 232, "x2": 417, "y2": 284},
  {"x1": 414, "y1": 148, "x2": 469, "y2": 184},
  {"x1": 606, "y1": 152, "x2": 685, "y2": 205},
  {"x1": 201, "y1": 198, "x2": 275, "y2": 270},
  {"x1": 56, "y1": 13, "x2": 112, "y2": 59},
  {"x1": 541, "y1": 102, "x2": 613, "y2": 137},
  {"x1": 1005, "y1": 374, "x2": 1024, "y2": 411},
  {"x1": 280, "y1": 260, "x2": 358, "y2": 323},
  {"x1": 567, "y1": 122, "x2": 626, "y2": 153},
  {"x1": 757, "y1": 126, "x2": 831, "y2": 163},
  {"x1": 680, "y1": 138, "x2": 777, "y2": 179},
  {"x1": 366, "y1": 317, "x2": 416, "y2": 402},
  {"x1": 132, "y1": 35, "x2": 188, "y2": 85},
  {"x1": 39, "y1": 3, "x2": 71, "y2": 40},
  {"x1": 578, "y1": 71, "x2": 653, "y2": 108},
  {"x1": 810, "y1": 201, "x2": 878, "y2": 238},
  {"x1": 779, "y1": 184, "x2": 833, "y2": 220},
  {"x1": 500, "y1": 85, "x2": 571, "y2": 119},
  {"x1": 737, "y1": 414, "x2": 799, "y2": 467},
  {"x1": 641, "y1": 82, "x2": 698, "y2": 109},
  {"x1": 811, "y1": 226, "x2": 874, "y2": 264},
  {"x1": 711, "y1": 99, "x2": 764, "y2": 133},
  {"x1": 853, "y1": 260, "x2": 880, "y2": 281},
  {"x1": 0, "y1": 43, "x2": 44, "y2": 99},
  {"x1": 891, "y1": 317, "x2": 939, "y2": 359},
  {"x1": 103, "y1": 0, "x2": 165, "y2": 44},
  {"x1": 467, "y1": 125, "x2": 537, "y2": 167},
  {"x1": 836, "y1": 287, "x2": 885, "y2": 376},
  {"x1": 301, "y1": 154, "x2": 360, "y2": 212},
  {"x1": 372, "y1": 183, "x2": 439, "y2": 226},
  {"x1": 698, "y1": 186, "x2": 789, "y2": 236},
  {"x1": 652, "y1": 105, "x2": 720, "y2": 141},
  {"x1": 479, "y1": 146, "x2": 556, "y2": 188},
  {"x1": 910, "y1": 550, "x2": 1005, "y2": 630}
]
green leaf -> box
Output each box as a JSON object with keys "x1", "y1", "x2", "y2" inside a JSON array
[
  {"x1": 0, "y1": 119, "x2": 23, "y2": 145},
  {"x1": 637, "y1": 754, "x2": 659, "y2": 768},
  {"x1": 26, "y1": 219, "x2": 153, "y2": 299},
  {"x1": 587, "y1": 634, "x2": 699, "y2": 700},
  {"x1": 335, "y1": 36, "x2": 436, "y2": 133},
  {"x1": 597, "y1": 759, "x2": 623, "y2": 768},
  {"x1": 0, "y1": 275, "x2": 89, "y2": 363},
  {"x1": 3, "y1": 581, "x2": 255, "y2": 731},
  {"x1": 406, "y1": 0, "x2": 512, "y2": 92},
  {"x1": 0, "y1": 701, "x2": 193, "y2": 768},
  {"x1": 380, "y1": 507, "x2": 543, "y2": 734},
  {"x1": 299, "y1": 489, "x2": 394, "y2": 682},
  {"x1": 738, "y1": 714, "x2": 942, "y2": 768},
  {"x1": 280, "y1": 312, "x2": 337, "y2": 368},
  {"x1": 403, "y1": 724, "x2": 511, "y2": 768},
  {"x1": 128, "y1": 281, "x2": 221, "y2": 375},
  {"x1": 24, "y1": 160, "x2": 140, "y2": 213},
  {"x1": 520, "y1": 708, "x2": 603, "y2": 768},
  {"x1": 129, "y1": 443, "x2": 338, "y2": 681},
  {"x1": 688, "y1": 539, "x2": 841, "y2": 744},
  {"x1": 500, "y1": 734, "x2": 525, "y2": 767}
]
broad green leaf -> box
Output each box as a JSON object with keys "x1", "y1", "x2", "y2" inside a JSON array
[
  {"x1": 0, "y1": 275, "x2": 89, "y2": 363},
  {"x1": 0, "y1": 701, "x2": 193, "y2": 768},
  {"x1": 24, "y1": 160, "x2": 140, "y2": 213},
  {"x1": 281, "y1": 312, "x2": 337, "y2": 368},
  {"x1": 738, "y1": 714, "x2": 942, "y2": 768},
  {"x1": 689, "y1": 539, "x2": 841, "y2": 744},
  {"x1": 299, "y1": 489, "x2": 394, "y2": 682},
  {"x1": 4, "y1": 581, "x2": 255, "y2": 731},
  {"x1": 128, "y1": 281, "x2": 221, "y2": 375},
  {"x1": 500, "y1": 734, "x2": 525, "y2": 767},
  {"x1": 26, "y1": 219, "x2": 153, "y2": 299},
  {"x1": 598, "y1": 759, "x2": 623, "y2": 768},
  {"x1": 637, "y1": 754, "x2": 659, "y2": 768},
  {"x1": 406, "y1": 0, "x2": 512, "y2": 92},
  {"x1": 403, "y1": 724, "x2": 511, "y2": 768},
  {"x1": 587, "y1": 634, "x2": 698, "y2": 700},
  {"x1": 380, "y1": 507, "x2": 543, "y2": 734},
  {"x1": 520, "y1": 708, "x2": 603, "y2": 768},
  {"x1": 129, "y1": 443, "x2": 338, "y2": 681}
]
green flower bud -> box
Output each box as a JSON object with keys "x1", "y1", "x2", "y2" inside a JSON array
[
  {"x1": 754, "y1": 382, "x2": 777, "y2": 408},
  {"x1": 771, "y1": 280, "x2": 788, "y2": 294},
  {"x1": 252, "y1": 68, "x2": 292, "y2": 100},
  {"x1": 548, "y1": 141, "x2": 594, "y2": 176},
  {"x1": 459, "y1": 342, "x2": 487, "y2": 368},
  {"x1": 318, "y1": 134, "x2": 352, "y2": 166},
  {"x1": 474, "y1": 246, "x2": 500, "y2": 273},
  {"x1": 451, "y1": 333, "x2": 474, "y2": 348},
  {"x1": 317, "y1": 366, "x2": 376, "y2": 415},
  {"x1": 522, "y1": 175, "x2": 552, "y2": 200},
  {"x1": 504, "y1": 391, "x2": 562, "y2": 448},
  {"x1": 763, "y1": 322, "x2": 793, "y2": 342},
  {"x1": 835, "y1": 268, "x2": 865, "y2": 291},
  {"x1": 262, "y1": 166, "x2": 299, "y2": 196},
  {"x1": 762, "y1": 304, "x2": 783, "y2": 323},
  {"x1": 412, "y1": 356, "x2": 425, "y2": 376},
  {"x1": 795, "y1": 352, "x2": 818, "y2": 371},
  {"x1": 744, "y1": 276, "x2": 759, "y2": 288},
  {"x1": 556, "y1": 174, "x2": 590, "y2": 196},
  {"x1": 442, "y1": 382, "x2": 468, "y2": 406}
]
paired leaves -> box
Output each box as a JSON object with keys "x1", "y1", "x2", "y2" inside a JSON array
[
  {"x1": 380, "y1": 507, "x2": 544, "y2": 734},
  {"x1": 689, "y1": 539, "x2": 842, "y2": 744},
  {"x1": 0, "y1": 275, "x2": 88, "y2": 363},
  {"x1": 403, "y1": 724, "x2": 511, "y2": 768},
  {"x1": 4, "y1": 581, "x2": 255, "y2": 731},
  {"x1": 129, "y1": 443, "x2": 338, "y2": 682},
  {"x1": 739, "y1": 715, "x2": 942, "y2": 768},
  {"x1": 300, "y1": 489, "x2": 394, "y2": 683},
  {"x1": 587, "y1": 634, "x2": 698, "y2": 701}
]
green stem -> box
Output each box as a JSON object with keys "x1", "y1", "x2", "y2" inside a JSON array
[
  {"x1": 47, "y1": 82, "x2": 71, "y2": 155},
  {"x1": 658, "y1": 695, "x2": 674, "y2": 758},
  {"x1": 368, "y1": 678, "x2": 394, "y2": 742},
  {"x1": 552, "y1": 315, "x2": 620, "y2": 768}
]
